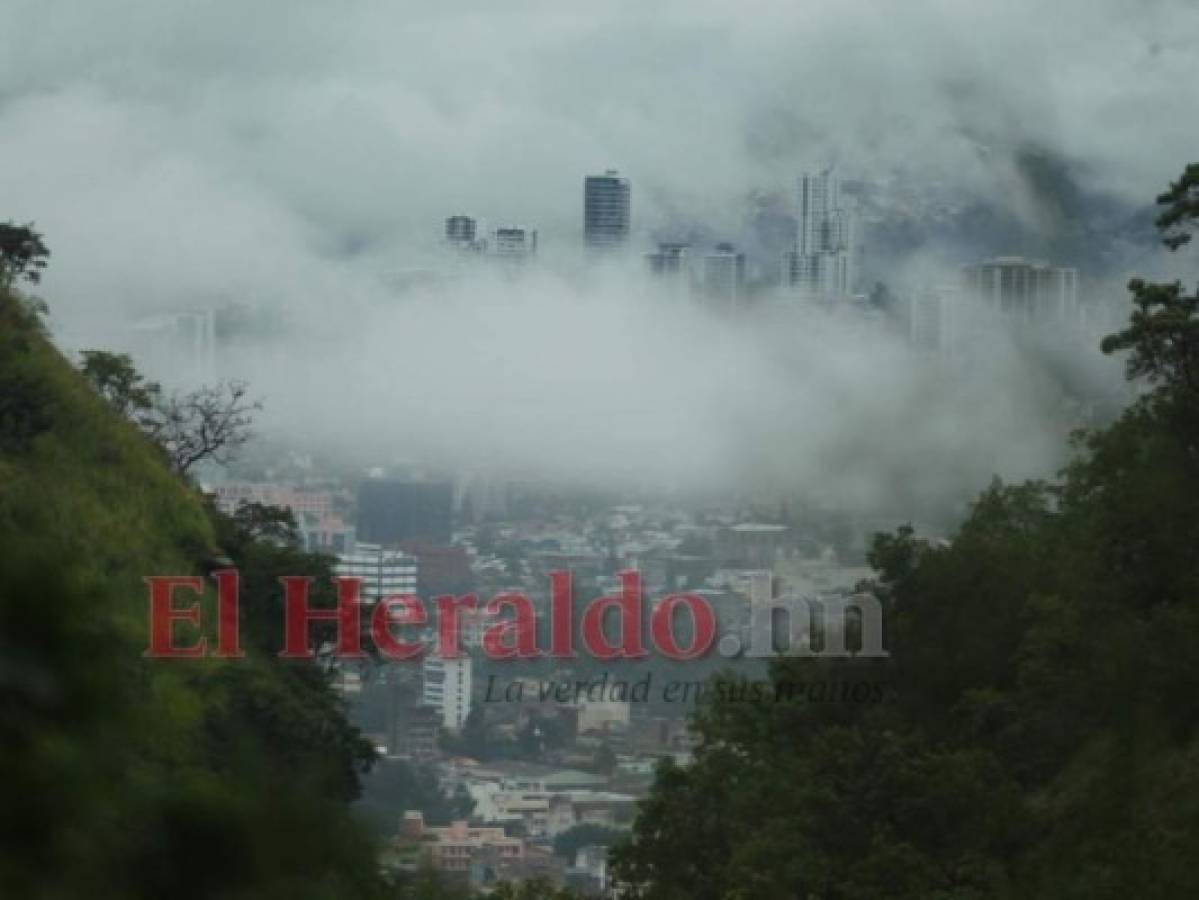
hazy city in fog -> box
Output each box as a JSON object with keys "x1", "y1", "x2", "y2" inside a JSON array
[{"x1": 4, "y1": 1, "x2": 1199, "y2": 898}]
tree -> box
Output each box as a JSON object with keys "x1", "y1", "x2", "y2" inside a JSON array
[
  {"x1": 1155, "y1": 161, "x2": 1199, "y2": 250},
  {"x1": 1100, "y1": 279, "x2": 1199, "y2": 399},
  {"x1": 388, "y1": 865, "x2": 473, "y2": 900},
  {"x1": 80, "y1": 350, "x2": 260, "y2": 476},
  {"x1": 229, "y1": 499, "x2": 302, "y2": 547},
  {"x1": 611, "y1": 165, "x2": 1199, "y2": 900},
  {"x1": 0, "y1": 221, "x2": 49, "y2": 288},
  {"x1": 2, "y1": 280, "x2": 391, "y2": 899},
  {"x1": 357, "y1": 757, "x2": 474, "y2": 834},
  {"x1": 591, "y1": 742, "x2": 617, "y2": 775},
  {"x1": 152, "y1": 380, "x2": 260, "y2": 475},
  {"x1": 79, "y1": 350, "x2": 161, "y2": 420},
  {"x1": 489, "y1": 879, "x2": 585, "y2": 900},
  {"x1": 553, "y1": 823, "x2": 626, "y2": 860},
  {"x1": 1101, "y1": 169, "x2": 1199, "y2": 453}
]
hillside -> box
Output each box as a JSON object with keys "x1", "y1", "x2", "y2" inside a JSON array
[{"x1": 0, "y1": 288, "x2": 383, "y2": 899}]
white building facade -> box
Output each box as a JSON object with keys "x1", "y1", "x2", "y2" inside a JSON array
[
  {"x1": 783, "y1": 168, "x2": 855, "y2": 300},
  {"x1": 334, "y1": 543, "x2": 419, "y2": 602},
  {"x1": 423, "y1": 655, "x2": 473, "y2": 731}
]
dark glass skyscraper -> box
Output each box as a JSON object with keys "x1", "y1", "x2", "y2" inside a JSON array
[
  {"x1": 584, "y1": 170, "x2": 630, "y2": 248},
  {"x1": 356, "y1": 480, "x2": 453, "y2": 546}
]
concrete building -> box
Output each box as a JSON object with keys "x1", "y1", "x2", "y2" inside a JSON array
[
  {"x1": 445, "y1": 215, "x2": 478, "y2": 248},
  {"x1": 390, "y1": 704, "x2": 442, "y2": 760},
  {"x1": 547, "y1": 791, "x2": 637, "y2": 836},
  {"x1": 717, "y1": 523, "x2": 789, "y2": 568},
  {"x1": 423, "y1": 655, "x2": 473, "y2": 731},
  {"x1": 961, "y1": 256, "x2": 1079, "y2": 324},
  {"x1": 400, "y1": 812, "x2": 523, "y2": 875},
  {"x1": 566, "y1": 843, "x2": 612, "y2": 896},
  {"x1": 397, "y1": 540, "x2": 472, "y2": 596},
  {"x1": 298, "y1": 513, "x2": 355, "y2": 554},
  {"x1": 211, "y1": 483, "x2": 353, "y2": 553},
  {"x1": 783, "y1": 168, "x2": 855, "y2": 300},
  {"x1": 211, "y1": 482, "x2": 335, "y2": 518},
  {"x1": 907, "y1": 284, "x2": 962, "y2": 355},
  {"x1": 491, "y1": 226, "x2": 538, "y2": 260},
  {"x1": 576, "y1": 698, "x2": 631, "y2": 735},
  {"x1": 584, "y1": 170, "x2": 631, "y2": 248},
  {"x1": 701, "y1": 243, "x2": 747, "y2": 309},
  {"x1": 645, "y1": 242, "x2": 693, "y2": 299},
  {"x1": 335, "y1": 543, "x2": 419, "y2": 603}
]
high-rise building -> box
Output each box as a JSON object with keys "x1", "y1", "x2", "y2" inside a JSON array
[
  {"x1": 335, "y1": 543, "x2": 419, "y2": 602},
  {"x1": 702, "y1": 243, "x2": 747, "y2": 309},
  {"x1": 783, "y1": 168, "x2": 855, "y2": 299},
  {"x1": 492, "y1": 226, "x2": 538, "y2": 259},
  {"x1": 906, "y1": 285, "x2": 962, "y2": 355},
  {"x1": 584, "y1": 170, "x2": 631, "y2": 248},
  {"x1": 645, "y1": 242, "x2": 690, "y2": 274},
  {"x1": 422, "y1": 655, "x2": 472, "y2": 731},
  {"x1": 445, "y1": 215, "x2": 477, "y2": 246},
  {"x1": 357, "y1": 480, "x2": 454, "y2": 546},
  {"x1": 961, "y1": 256, "x2": 1079, "y2": 324},
  {"x1": 645, "y1": 242, "x2": 693, "y2": 300}
]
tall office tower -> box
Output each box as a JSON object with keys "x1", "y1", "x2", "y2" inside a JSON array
[
  {"x1": 645, "y1": 242, "x2": 690, "y2": 275},
  {"x1": 357, "y1": 480, "x2": 454, "y2": 546},
  {"x1": 907, "y1": 284, "x2": 962, "y2": 355},
  {"x1": 645, "y1": 242, "x2": 693, "y2": 300},
  {"x1": 783, "y1": 168, "x2": 855, "y2": 299},
  {"x1": 702, "y1": 242, "x2": 747, "y2": 309},
  {"x1": 445, "y1": 215, "x2": 476, "y2": 244},
  {"x1": 422, "y1": 655, "x2": 472, "y2": 731},
  {"x1": 127, "y1": 309, "x2": 217, "y2": 385},
  {"x1": 962, "y1": 256, "x2": 1080, "y2": 324},
  {"x1": 584, "y1": 170, "x2": 631, "y2": 248},
  {"x1": 491, "y1": 226, "x2": 538, "y2": 259},
  {"x1": 334, "y1": 543, "x2": 419, "y2": 603}
]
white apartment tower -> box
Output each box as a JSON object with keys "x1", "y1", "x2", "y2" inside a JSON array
[
  {"x1": 334, "y1": 543, "x2": 419, "y2": 603},
  {"x1": 783, "y1": 168, "x2": 855, "y2": 300},
  {"x1": 422, "y1": 655, "x2": 473, "y2": 732},
  {"x1": 702, "y1": 243, "x2": 747, "y2": 309},
  {"x1": 961, "y1": 256, "x2": 1080, "y2": 324}
]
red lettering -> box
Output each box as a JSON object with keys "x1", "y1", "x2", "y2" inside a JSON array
[
  {"x1": 651, "y1": 593, "x2": 716, "y2": 660},
  {"x1": 371, "y1": 594, "x2": 427, "y2": 660},
  {"x1": 143, "y1": 575, "x2": 206, "y2": 658},
  {"x1": 279, "y1": 576, "x2": 364, "y2": 659},
  {"x1": 483, "y1": 592, "x2": 539, "y2": 659},
  {"x1": 580, "y1": 570, "x2": 647, "y2": 660}
]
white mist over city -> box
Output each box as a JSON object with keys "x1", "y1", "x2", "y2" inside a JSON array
[
  {"x1": 6, "y1": 2, "x2": 1199, "y2": 898},
  {"x1": 4, "y1": 0, "x2": 1198, "y2": 521}
]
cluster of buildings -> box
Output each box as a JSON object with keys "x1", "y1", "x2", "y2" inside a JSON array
[
  {"x1": 411, "y1": 763, "x2": 635, "y2": 889},
  {"x1": 446, "y1": 214, "x2": 539, "y2": 261},
  {"x1": 442, "y1": 169, "x2": 633, "y2": 265},
  {"x1": 908, "y1": 255, "x2": 1083, "y2": 357},
  {"x1": 441, "y1": 166, "x2": 1087, "y2": 348},
  {"x1": 207, "y1": 465, "x2": 907, "y2": 895},
  {"x1": 385, "y1": 727, "x2": 697, "y2": 893}
]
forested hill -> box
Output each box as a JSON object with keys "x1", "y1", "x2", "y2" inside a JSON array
[
  {"x1": 0, "y1": 287, "x2": 385, "y2": 899},
  {"x1": 611, "y1": 166, "x2": 1199, "y2": 899}
]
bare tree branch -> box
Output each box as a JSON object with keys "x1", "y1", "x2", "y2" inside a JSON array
[{"x1": 151, "y1": 380, "x2": 261, "y2": 475}]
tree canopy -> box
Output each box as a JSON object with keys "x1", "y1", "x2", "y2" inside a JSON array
[
  {"x1": 611, "y1": 164, "x2": 1199, "y2": 900},
  {"x1": 0, "y1": 221, "x2": 49, "y2": 288}
]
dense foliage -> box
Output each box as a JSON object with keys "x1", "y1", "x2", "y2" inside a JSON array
[
  {"x1": 0, "y1": 289, "x2": 385, "y2": 898},
  {"x1": 611, "y1": 168, "x2": 1199, "y2": 899}
]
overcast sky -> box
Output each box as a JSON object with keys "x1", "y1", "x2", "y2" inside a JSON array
[{"x1": 1, "y1": 0, "x2": 1195, "y2": 514}]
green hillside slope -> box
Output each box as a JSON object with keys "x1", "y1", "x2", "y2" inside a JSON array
[{"x1": 0, "y1": 289, "x2": 382, "y2": 899}]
